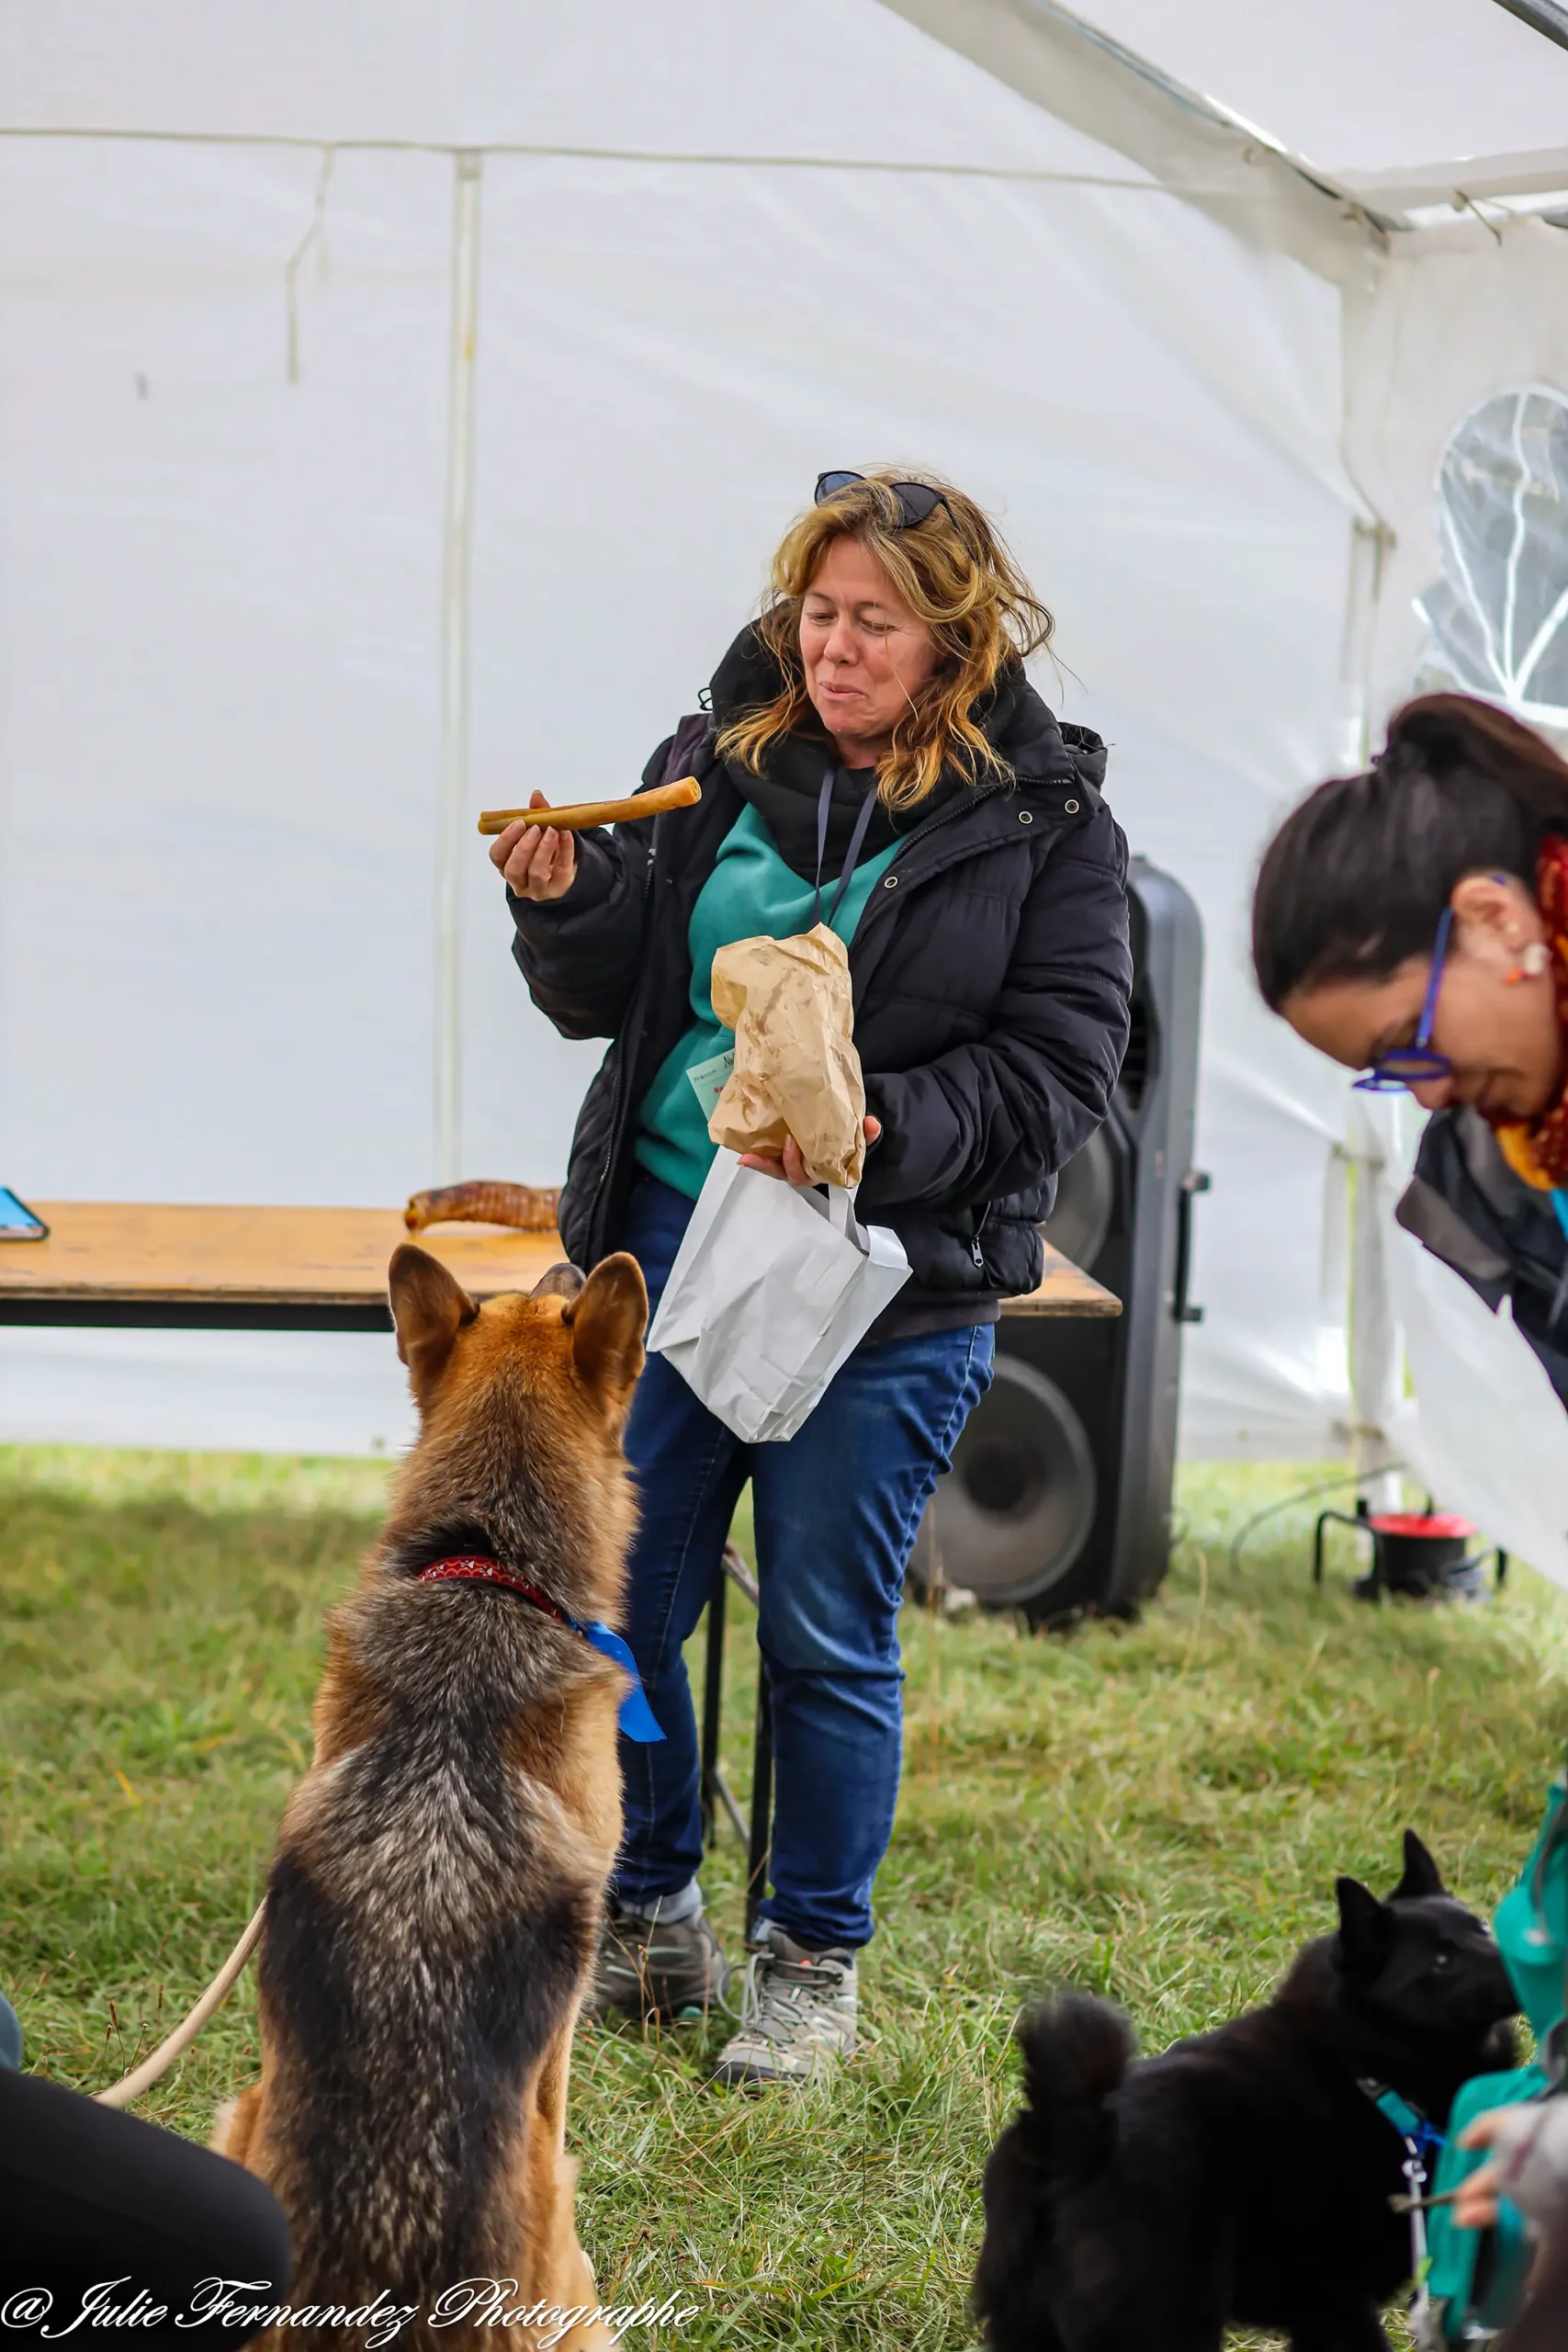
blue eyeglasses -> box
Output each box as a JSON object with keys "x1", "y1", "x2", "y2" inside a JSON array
[{"x1": 1353, "y1": 907, "x2": 1455, "y2": 1091}]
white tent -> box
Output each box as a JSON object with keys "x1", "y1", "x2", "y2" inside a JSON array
[{"x1": 5, "y1": 0, "x2": 1568, "y2": 1472}]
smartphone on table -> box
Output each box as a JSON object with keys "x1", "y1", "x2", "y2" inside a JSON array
[{"x1": 0, "y1": 1188, "x2": 48, "y2": 1240}]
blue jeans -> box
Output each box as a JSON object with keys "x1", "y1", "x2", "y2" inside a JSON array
[{"x1": 611, "y1": 1175, "x2": 994, "y2": 1951}]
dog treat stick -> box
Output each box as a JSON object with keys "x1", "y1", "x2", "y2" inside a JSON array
[
  {"x1": 477, "y1": 776, "x2": 700, "y2": 836},
  {"x1": 1389, "y1": 2187, "x2": 1467, "y2": 2215},
  {"x1": 405, "y1": 1182, "x2": 561, "y2": 1234}
]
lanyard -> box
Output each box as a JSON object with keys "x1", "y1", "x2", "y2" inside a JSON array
[
  {"x1": 1360, "y1": 2077, "x2": 1444, "y2": 2312},
  {"x1": 1548, "y1": 1192, "x2": 1568, "y2": 1329},
  {"x1": 811, "y1": 766, "x2": 880, "y2": 933}
]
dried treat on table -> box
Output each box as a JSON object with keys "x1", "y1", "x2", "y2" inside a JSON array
[{"x1": 403, "y1": 1182, "x2": 561, "y2": 1234}]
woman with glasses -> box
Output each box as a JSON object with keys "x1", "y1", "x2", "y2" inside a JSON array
[
  {"x1": 1252, "y1": 693, "x2": 1568, "y2": 1404},
  {"x1": 492, "y1": 470, "x2": 1131, "y2": 2086}
]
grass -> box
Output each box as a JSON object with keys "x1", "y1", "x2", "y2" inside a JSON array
[{"x1": 3, "y1": 1447, "x2": 1567, "y2": 2347}]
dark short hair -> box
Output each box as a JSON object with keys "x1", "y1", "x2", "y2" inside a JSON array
[{"x1": 1251, "y1": 694, "x2": 1568, "y2": 1009}]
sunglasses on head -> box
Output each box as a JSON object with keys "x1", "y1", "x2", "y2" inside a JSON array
[{"x1": 814, "y1": 470, "x2": 961, "y2": 535}]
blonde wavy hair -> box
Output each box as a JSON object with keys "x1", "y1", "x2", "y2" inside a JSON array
[{"x1": 716, "y1": 471, "x2": 1055, "y2": 811}]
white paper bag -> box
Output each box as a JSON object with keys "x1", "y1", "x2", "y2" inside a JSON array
[{"x1": 647, "y1": 1149, "x2": 911, "y2": 1442}]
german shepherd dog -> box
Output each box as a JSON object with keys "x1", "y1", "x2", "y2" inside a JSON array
[
  {"x1": 214, "y1": 1244, "x2": 649, "y2": 2351},
  {"x1": 975, "y1": 1834, "x2": 1519, "y2": 2352}
]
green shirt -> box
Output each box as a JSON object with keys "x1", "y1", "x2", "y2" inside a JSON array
[{"x1": 634, "y1": 802, "x2": 897, "y2": 1200}]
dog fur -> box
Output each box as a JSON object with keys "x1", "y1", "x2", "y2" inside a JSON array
[
  {"x1": 975, "y1": 1833, "x2": 1519, "y2": 2352},
  {"x1": 213, "y1": 1245, "x2": 648, "y2": 2352}
]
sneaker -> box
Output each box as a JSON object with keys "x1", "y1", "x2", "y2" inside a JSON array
[
  {"x1": 711, "y1": 1924, "x2": 858, "y2": 2087},
  {"x1": 585, "y1": 1906, "x2": 730, "y2": 2023}
]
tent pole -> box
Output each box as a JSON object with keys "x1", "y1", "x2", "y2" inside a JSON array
[
  {"x1": 434, "y1": 150, "x2": 483, "y2": 1186},
  {"x1": 1347, "y1": 1094, "x2": 1404, "y2": 1516},
  {"x1": 1492, "y1": 0, "x2": 1568, "y2": 55}
]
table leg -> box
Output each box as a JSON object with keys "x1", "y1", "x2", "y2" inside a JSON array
[
  {"x1": 700, "y1": 1574, "x2": 726, "y2": 1848},
  {"x1": 745, "y1": 1661, "x2": 773, "y2": 1946},
  {"x1": 695, "y1": 1535, "x2": 772, "y2": 1931}
]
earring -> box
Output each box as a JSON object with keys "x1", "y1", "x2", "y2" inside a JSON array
[{"x1": 1505, "y1": 941, "x2": 1552, "y2": 984}]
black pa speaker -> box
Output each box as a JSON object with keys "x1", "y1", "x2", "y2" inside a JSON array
[{"x1": 919, "y1": 854, "x2": 1205, "y2": 1624}]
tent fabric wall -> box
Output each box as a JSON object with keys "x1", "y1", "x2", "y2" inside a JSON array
[
  {"x1": 0, "y1": 140, "x2": 453, "y2": 1205},
  {"x1": 0, "y1": 0, "x2": 1164, "y2": 168},
  {"x1": 1346, "y1": 221, "x2": 1568, "y2": 740},
  {"x1": 1334, "y1": 220, "x2": 1568, "y2": 1562},
  {"x1": 0, "y1": 0, "x2": 1404, "y2": 1458}
]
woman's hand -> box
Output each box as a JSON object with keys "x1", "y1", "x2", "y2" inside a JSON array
[
  {"x1": 1451, "y1": 2150, "x2": 1505, "y2": 2231},
  {"x1": 489, "y1": 793, "x2": 578, "y2": 902},
  {"x1": 1453, "y1": 2108, "x2": 1540, "y2": 2233},
  {"x1": 739, "y1": 1117, "x2": 882, "y2": 1185}
]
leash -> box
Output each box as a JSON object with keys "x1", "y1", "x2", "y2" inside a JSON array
[
  {"x1": 94, "y1": 1899, "x2": 266, "y2": 2109},
  {"x1": 1360, "y1": 2075, "x2": 1445, "y2": 2319},
  {"x1": 415, "y1": 1556, "x2": 664, "y2": 1741}
]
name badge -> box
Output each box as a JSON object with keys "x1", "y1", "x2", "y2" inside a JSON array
[{"x1": 686, "y1": 1046, "x2": 734, "y2": 1114}]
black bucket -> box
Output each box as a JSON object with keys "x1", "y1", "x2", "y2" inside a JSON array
[
  {"x1": 1369, "y1": 1512, "x2": 1485, "y2": 1598},
  {"x1": 1313, "y1": 1506, "x2": 1495, "y2": 1601}
]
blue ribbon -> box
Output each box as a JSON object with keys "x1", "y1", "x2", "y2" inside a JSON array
[
  {"x1": 1373, "y1": 2086, "x2": 1446, "y2": 2160},
  {"x1": 579, "y1": 1620, "x2": 666, "y2": 1744}
]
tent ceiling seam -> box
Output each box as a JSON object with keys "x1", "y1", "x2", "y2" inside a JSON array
[{"x1": 0, "y1": 126, "x2": 1159, "y2": 187}]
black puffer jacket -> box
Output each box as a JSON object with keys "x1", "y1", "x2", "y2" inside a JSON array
[
  {"x1": 1397, "y1": 1103, "x2": 1568, "y2": 1404},
  {"x1": 508, "y1": 628, "x2": 1132, "y2": 1309}
]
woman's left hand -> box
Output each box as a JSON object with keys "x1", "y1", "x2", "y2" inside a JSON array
[
  {"x1": 739, "y1": 1117, "x2": 882, "y2": 1185},
  {"x1": 1451, "y1": 2155, "x2": 1504, "y2": 2232},
  {"x1": 1457, "y1": 2117, "x2": 1532, "y2": 2220}
]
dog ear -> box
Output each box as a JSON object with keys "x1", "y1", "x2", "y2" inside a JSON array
[
  {"x1": 563, "y1": 1252, "x2": 648, "y2": 1401},
  {"x1": 1392, "y1": 1829, "x2": 1446, "y2": 1902},
  {"x1": 388, "y1": 1244, "x2": 479, "y2": 1398},
  {"x1": 1336, "y1": 1875, "x2": 1393, "y2": 1971}
]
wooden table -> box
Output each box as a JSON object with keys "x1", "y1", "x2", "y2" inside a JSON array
[{"x1": 0, "y1": 1203, "x2": 1121, "y2": 1330}]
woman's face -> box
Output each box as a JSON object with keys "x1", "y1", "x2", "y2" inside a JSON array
[
  {"x1": 1282, "y1": 872, "x2": 1565, "y2": 1118},
  {"x1": 798, "y1": 536, "x2": 939, "y2": 762}
]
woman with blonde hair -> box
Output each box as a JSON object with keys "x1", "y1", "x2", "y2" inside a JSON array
[{"x1": 493, "y1": 470, "x2": 1131, "y2": 2086}]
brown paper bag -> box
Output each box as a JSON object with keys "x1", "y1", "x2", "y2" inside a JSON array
[{"x1": 706, "y1": 923, "x2": 867, "y2": 1186}]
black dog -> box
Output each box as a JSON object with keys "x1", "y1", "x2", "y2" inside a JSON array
[{"x1": 975, "y1": 1834, "x2": 1517, "y2": 2352}]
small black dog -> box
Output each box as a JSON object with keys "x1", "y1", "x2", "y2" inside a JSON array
[{"x1": 975, "y1": 1834, "x2": 1518, "y2": 2352}]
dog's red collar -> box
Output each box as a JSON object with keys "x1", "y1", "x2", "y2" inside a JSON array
[
  {"x1": 416, "y1": 1555, "x2": 570, "y2": 1625},
  {"x1": 413, "y1": 1556, "x2": 666, "y2": 1747}
]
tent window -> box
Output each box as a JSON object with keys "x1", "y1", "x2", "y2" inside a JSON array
[{"x1": 1415, "y1": 383, "x2": 1568, "y2": 734}]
